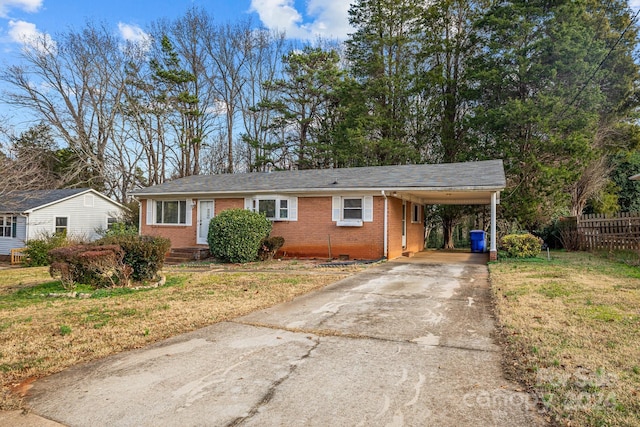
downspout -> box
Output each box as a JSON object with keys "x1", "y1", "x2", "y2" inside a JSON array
[
  {"x1": 490, "y1": 192, "x2": 498, "y2": 261},
  {"x1": 381, "y1": 191, "x2": 388, "y2": 259},
  {"x1": 133, "y1": 196, "x2": 142, "y2": 236},
  {"x1": 23, "y1": 213, "x2": 29, "y2": 244}
]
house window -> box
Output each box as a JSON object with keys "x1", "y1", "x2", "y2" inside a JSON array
[
  {"x1": 343, "y1": 198, "x2": 363, "y2": 220},
  {"x1": 156, "y1": 201, "x2": 187, "y2": 224},
  {"x1": 55, "y1": 217, "x2": 68, "y2": 236},
  {"x1": 107, "y1": 217, "x2": 117, "y2": 230},
  {"x1": 412, "y1": 204, "x2": 421, "y2": 223},
  {"x1": 255, "y1": 198, "x2": 288, "y2": 220},
  {"x1": 0, "y1": 216, "x2": 17, "y2": 238}
]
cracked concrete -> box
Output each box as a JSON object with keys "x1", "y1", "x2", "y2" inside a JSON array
[{"x1": 8, "y1": 252, "x2": 546, "y2": 427}]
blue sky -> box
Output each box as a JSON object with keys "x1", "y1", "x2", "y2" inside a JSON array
[
  {"x1": 0, "y1": 0, "x2": 354, "y2": 131},
  {"x1": 0, "y1": 0, "x2": 353, "y2": 57}
]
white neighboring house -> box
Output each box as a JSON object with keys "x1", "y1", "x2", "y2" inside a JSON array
[{"x1": 0, "y1": 188, "x2": 126, "y2": 257}]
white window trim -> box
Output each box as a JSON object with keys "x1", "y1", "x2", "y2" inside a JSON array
[
  {"x1": 150, "y1": 199, "x2": 193, "y2": 226},
  {"x1": 54, "y1": 215, "x2": 69, "y2": 235},
  {"x1": 106, "y1": 216, "x2": 118, "y2": 230},
  {"x1": 332, "y1": 196, "x2": 373, "y2": 226},
  {"x1": 411, "y1": 204, "x2": 422, "y2": 223},
  {"x1": 0, "y1": 215, "x2": 17, "y2": 239},
  {"x1": 245, "y1": 196, "x2": 298, "y2": 221}
]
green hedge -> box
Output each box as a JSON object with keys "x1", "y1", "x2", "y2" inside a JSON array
[
  {"x1": 500, "y1": 233, "x2": 543, "y2": 258},
  {"x1": 97, "y1": 235, "x2": 171, "y2": 281},
  {"x1": 208, "y1": 209, "x2": 272, "y2": 263}
]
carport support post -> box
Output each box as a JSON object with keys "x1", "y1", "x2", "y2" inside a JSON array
[{"x1": 490, "y1": 192, "x2": 497, "y2": 261}]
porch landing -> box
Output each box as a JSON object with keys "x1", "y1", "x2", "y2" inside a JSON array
[{"x1": 391, "y1": 249, "x2": 490, "y2": 265}]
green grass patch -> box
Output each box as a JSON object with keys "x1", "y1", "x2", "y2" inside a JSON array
[
  {"x1": 490, "y1": 250, "x2": 640, "y2": 426},
  {"x1": 537, "y1": 282, "x2": 573, "y2": 298},
  {"x1": 579, "y1": 305, "x2": 625, "y2": 323}
]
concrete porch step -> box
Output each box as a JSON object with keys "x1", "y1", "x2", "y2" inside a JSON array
[{"x1": 165, "y1": 247, "x2": 210, "y2": 265}]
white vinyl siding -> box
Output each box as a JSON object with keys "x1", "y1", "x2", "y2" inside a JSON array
[
  {"x1": 0, "y1": 216, "x2": 26, "y2": 255},
  {"x1": 24, "y1": 191, "x2": 124, "y2": 243}
]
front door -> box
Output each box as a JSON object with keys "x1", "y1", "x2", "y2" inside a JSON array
[{"x1": 197, "y1": 200, "x2": 215, "y2": 245}]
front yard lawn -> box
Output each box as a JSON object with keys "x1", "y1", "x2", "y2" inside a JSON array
[
  {"x1": 490, "y1": 251, "x2": 640, "y2": 427},
  {"x1": 0, "y1": 261, "x2": 358, "y2": 410}
]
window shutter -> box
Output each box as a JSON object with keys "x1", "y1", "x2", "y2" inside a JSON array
[
  {"x1": 185, "y1": 199, "x2": 192, "y2": 226},
  {"x1": 244, "y1": 197, "x2": 253, "y2": 211},
  {"x1": 146, "y1": 199, "x2": 154, "y2": 225},
  {"x1": 332, "y1": 196, "x2": 341, "y2": 222},
  {"x1": 289, "y1": 197, "x2": 298, "y2": 221},
  {"x1": 363, "y1": 196, "x2": 373, "y2": 222}
]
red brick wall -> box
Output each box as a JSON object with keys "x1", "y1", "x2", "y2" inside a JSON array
[
  {"x1": 270, "y1": 196, "x2": 385, "y2": 260},
  {"x1": 139, "y1": 195, "x2": 416, "y2": 260},
  {"x1": 386, "y1": 199, "x2": 426, "y2": 259},
  {"x1": 406, "y1": 202, "x2": 425, "y2": 254},
  {"x1": 214, "y1": 198, "x2": 243, "y2": 214},
  {"x1": 387, "y1": 197, "x2": 404, "y2": 259}
]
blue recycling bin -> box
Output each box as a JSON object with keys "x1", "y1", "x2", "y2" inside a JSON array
[{"x1": 470, "y1": 230, "x2": 486, "y2": 253}]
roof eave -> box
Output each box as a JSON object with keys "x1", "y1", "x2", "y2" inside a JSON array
[{"x1": 129, "y1": 185, "x2": 505, "y2": 198}]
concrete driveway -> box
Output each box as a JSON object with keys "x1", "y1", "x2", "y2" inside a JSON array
[{"x1": 13, "y1": 253, "x2": 545, "y2": 426}]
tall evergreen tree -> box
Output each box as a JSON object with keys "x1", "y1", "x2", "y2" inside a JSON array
[
  {"x1": 257, "y1": 47, "x2": 344, "y2": 170},
  {"x1": 346, "y1": 0, "x2": 424, "y2": 165}
]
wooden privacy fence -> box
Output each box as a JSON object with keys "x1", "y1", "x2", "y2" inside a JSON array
[{"x1": 576, "y1": 212, "x2": 640, "y2": 251}]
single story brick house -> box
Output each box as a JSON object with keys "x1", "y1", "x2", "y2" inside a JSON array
[
  {"x1": 129, "y1": 160, "x2": 506, "y2": 261},
  {"x1": 0, "y1": 188, "x2": 127, "y2": 258}
]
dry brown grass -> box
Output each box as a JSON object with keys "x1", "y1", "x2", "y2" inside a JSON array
[
  {"x1": 490, "y1": 251, "x2": 640, "y2": 426},
  {"x1": 0, "y1": 260, "x2": 363, "y2": 410}
]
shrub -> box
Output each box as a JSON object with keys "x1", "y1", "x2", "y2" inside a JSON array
[
  {"x1": 208, "y1": 209, "x2": 272, "y2": 263},
  {"x1": 258, "y1": 236, "x2": 285, "y2": 261},
  {"x1": 500, "y1": 233, "x2": 543, "y2": 258},
  {"x1": 22, "y1": 233, "x2": 69, "y2": 266},
  {"x1": 49, "y1": 244, "x2": 126, "y2": 289},
  {"x1": 97, "y1": 235, "x2": 171, "y2": 281},
  {"x1": 96, "y1": 222, "x2": 139, "y2": 238}
]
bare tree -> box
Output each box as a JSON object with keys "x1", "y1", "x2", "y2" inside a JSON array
[
  {"x1": 0, "y1": 126, "x2": 56, "y2": 209},
  {"x1": 238, "y1": 29, "x2": 288, "y2": 171},
  {"x1": 204, "y1": 20, "x2": 255, "y2": 173},
  {"x1": 146, "y1": 8, "x2": 221, "y2": 178},
  {"x1": 0, "y1": 22, "x2": 130, "y2": 195}
]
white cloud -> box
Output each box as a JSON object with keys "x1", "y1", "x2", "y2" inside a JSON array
[
  {"x1": 118, "y1": 22, "x2": 150, "y2": 45},
  {"x1": 0, "y1": 0, "x2": 43, "y2": 18},
  {"x1": 250, "y1": 0, "x2": 353, "y2": 41},
  {"x1": 8, "y1": 19, "x2": 55, "y2": 53}
]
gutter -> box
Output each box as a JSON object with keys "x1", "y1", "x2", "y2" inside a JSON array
[{"x1": 128, "y1": 185, "x2": 506, "y2": 198}]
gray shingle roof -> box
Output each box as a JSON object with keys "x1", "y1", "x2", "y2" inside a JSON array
[
  {"x1": 130, "y1": 160, "x2": 505, "y2": 196},
  {"x1": 0, "y1": 188, "x2": 89, "y2": 213}
]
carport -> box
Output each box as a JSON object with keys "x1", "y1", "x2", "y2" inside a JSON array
[{"x1": 380, "y1": 159, "x2": 505, "y2": 261}]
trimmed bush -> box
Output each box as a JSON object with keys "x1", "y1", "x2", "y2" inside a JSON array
[
  {"x1": 500, "y1": 233, "x2": 543, "y2": 258},
  {"x1": 97, "y1": 235, "x2": 171, "y2": 281},
  {"x1": 208, "y1": 209, "x2": 272, "y2": 263},
  {"x1": 49, "y1": 244, "x2": 126, "y2": 289},
  {"x1": 258, "y1": 236, "x2": 285, "y2": 261}
]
